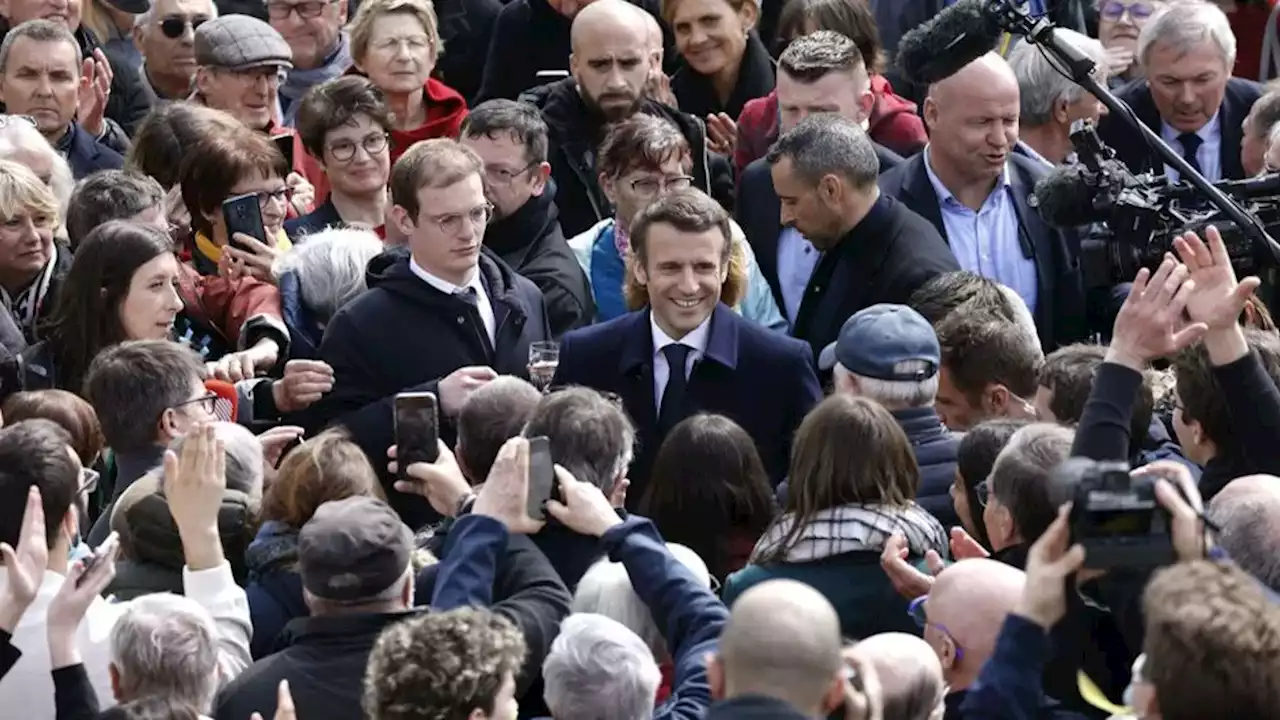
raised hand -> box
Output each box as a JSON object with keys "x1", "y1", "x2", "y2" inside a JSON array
[
  {"x1": 75, "y1": 49, "x2": 111, "y2": 138},
  {"x1": 472, "y1": 437, "x2": 546, "y2": 534},
  {"x1": 1173, "y1": 226, "x2": 1263, "y2": 330},
  {"x1": 1107, "y1": 256, "x2": 1207, "y2": 369},
  {"x1": 438, "y1": 366, "x2": 498, "y2": 416},
  {"x1": 272, "y1": 359, "x2": 335, "y2": 413},
  {"x1": 163, "y1": 423, "x2": 227, "y2": 570},
  {"x1": 544, "y1": 465, "x2": 622, "y2": 538},
  {"x1": 390, "y1": 440, "x2": 472, "y2": 517},
  {"x1": 0, "y1": 486, "x2": 49, "y2": 630},
  {"x1": 706, "y1": 112, "x2": 737, "y2": 156},
  {"x1": 879, "y1": 532, "x2": 945, "y2": 601},
  {"x1": 1131, "y1": 460, "x2": 1210, "y2": 562}
]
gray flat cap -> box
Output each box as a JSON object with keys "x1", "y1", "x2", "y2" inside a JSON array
[{"x1": 195, "y1": 15, "x2": 293, "y2": 72}]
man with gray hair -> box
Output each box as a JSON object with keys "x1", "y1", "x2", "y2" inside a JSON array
[
  {"x1": 765, "y1": 113, "x2": 958, "y2": 364},
  {"x1": 131, "y1": 0, "x2": 218, "y2": 103},
  {"x1": 983, "y1": 424, "x2": 1075, "y2": 560},
  {"x1": 108, "y1": 594, "x2": 221, "y2": 711},
  {"x1": 1240, "y1": 90, "x2": 1280, "y2": 177},
  {"x1": 1098, "y1": 0, "x2": 1263, "y2": 181},
  {"x1": 1008, "y1": 28, "x2": 1109, "y2": 167},
  {"x1": 543, "y1": 613, "x2": 663, "y2": 720},
  {"x1": 0, "y1": 20, "x2": 125, "y2": 178},
  {"x1": 1207, "y1": 474, "x2": 1280, "y2": 593},
  {"x1": 820, "y1": 303, "x2": 959, "y2": 527},
  {"x1": 272, "y1": 227, "x2": 384, "y2": 359}
]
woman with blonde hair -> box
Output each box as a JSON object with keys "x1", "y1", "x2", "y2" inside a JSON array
[
  {"x1": 0, "y1": 159, "x2": 71, "y2": 345},
  {"x1": 723, "y1": 394, "x2": 949, "y2": 639}
]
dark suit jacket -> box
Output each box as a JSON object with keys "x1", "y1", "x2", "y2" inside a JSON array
[
  {"x1": 736, "y1": 145, "x2": 904, "y2": 313},
  {"x1": 1097, "y1": 77, "x2": 1264, "y2": 181},
  {"x1": 878, "y1": 152, "x2": 1088, "y2": 350},
  {"x1": 550, "y1": 304, "x2": 822, "y2": 503},
  {"x1": 789, "y1": 192, "x2": 959, "y2": 362}
]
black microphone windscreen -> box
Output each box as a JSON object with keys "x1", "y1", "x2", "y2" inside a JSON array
[
  {"x1": 895, "y1": 0, "x2": 1004, "y2": 86},
  {"x1": 1033, "y1": 165, "x2": 1102, "y2": 228}
]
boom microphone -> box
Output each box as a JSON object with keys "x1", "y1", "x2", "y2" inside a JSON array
[{"x1": 895, "y1": 0, "x2": 1004, "y2": 86}]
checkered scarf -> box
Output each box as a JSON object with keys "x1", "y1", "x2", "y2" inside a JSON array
[{"x1": 751, "y1": 503, "x2": 949, "y2": 565}]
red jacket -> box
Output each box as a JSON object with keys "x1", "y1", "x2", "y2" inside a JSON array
[
  {"x1": 733, "y1": 74, "x2": 928, "y2": 179},
  {"x1": 299, "y1": 77, "x2": 469, "y2": 205}
]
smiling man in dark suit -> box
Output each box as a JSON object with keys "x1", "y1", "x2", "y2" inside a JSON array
[
  {"x1": 552, "y1": 188, "x2": 822, "y2": 501},
  {"x1": 1097, "y1": 1, "x2": 1262, "y2": 183},
  {"x1": 737, "y1": 32, "x2": 904, "y2": 329},
  {"x1": 879, "y1": 52, "x2": 1089, "y2": 352}
]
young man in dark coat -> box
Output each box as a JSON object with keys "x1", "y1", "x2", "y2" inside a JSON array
[{"x1": 310, "y1": 139, "x2": 552, "y2": 529}]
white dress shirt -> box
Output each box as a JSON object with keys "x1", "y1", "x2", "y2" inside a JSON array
[
  {"x1": 0, "y1": 562, "x2": 251, "y2": 719},
  {"x1": 650, "y1": 312, "x2": 712, "y2": 411},
  {"x1": 1161, "y1": 111, "x2": 1222, "y2": 183},
  {"x1": 410, "y1": 258, "x2": 497, "y2": 346}
]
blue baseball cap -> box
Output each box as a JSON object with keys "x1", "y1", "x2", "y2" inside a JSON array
[{"x1": 818, "y1": 304, "x2": 940, "y2": 379}]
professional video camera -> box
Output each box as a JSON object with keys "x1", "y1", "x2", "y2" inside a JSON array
[{"x1": 1031, "y1": 121, "x2": 1280, "y2": 285}]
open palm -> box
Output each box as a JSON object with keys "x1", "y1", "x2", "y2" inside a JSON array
[
  {"x1": 1, "y1": 486, "x2": 48, "y2": 606},
  {"x1": 1174, "y1": 227, "x2": 1262, "y2": 330}
]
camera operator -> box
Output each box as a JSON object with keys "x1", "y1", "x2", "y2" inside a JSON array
[{"x1": 1097, "y1": 1, "x2": 1263, "y2": 182}]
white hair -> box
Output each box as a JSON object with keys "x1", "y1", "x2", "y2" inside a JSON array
[
  {"x1": 0, "y1": 123, "x2": 74, "y2": 217},
  {"x1": 166, "y1": 421, "x2": 264, "y2": 502},
  {"x1": 997, "y1": 284, "x2": 1045, "y2": 362},
  {"x1": 572, "y1": 544, "x2": 711, "y2": 658},
  {"x1": 542, "y1": 614, "x2": 662, "y2": 720},
  {"x1": 108, "y1": 593, "x2": 220, "y2": 711},
  {"x1": 841, "y1": 359, "x2": 940, "y2": 409},
  {"x1": 1008, "y1": 29, "x2": 1108, "y2": 127},
  {"x1": 136, "y1": 0, "x2": 218, "y2": 30},
  {"x1": 1137, "y1": 0, "x2": 1235, "y2": 70},
  {"x1": 273, "y1": 228, "x2": 384, "y2": 323}
]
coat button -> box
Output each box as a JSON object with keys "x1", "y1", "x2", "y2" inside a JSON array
[{"x1": 457, "y1": 316, "x2": 465, "y2": 324}]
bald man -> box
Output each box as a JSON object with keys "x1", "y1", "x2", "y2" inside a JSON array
[
  {"x1": 705, "y1": 579, "x2": 849, "y2": 719},
  {"x1": 851, "y1": 633, "x2": 945, "y2": 720},
  {"x1": 879, "y1": 52, "x2": 1091, "y2": 351},
  {"x1": 918, "y1": 559, "x2": 1024, "y2": 704},
  {"x1": 519, "y1": 0, "x2": 734, "y2": 236},
  {"x1": 1208, "y1": 475, "x2": 1280, "y2": 593}
]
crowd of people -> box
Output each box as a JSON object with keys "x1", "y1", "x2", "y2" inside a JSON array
[{"x1": 0, "y1": 0, "x2": 1277, "y2": 717}]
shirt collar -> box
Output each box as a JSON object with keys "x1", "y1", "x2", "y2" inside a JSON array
[
  {"x1": 1161, "y1": 110, "x2": 1221, "y2": 144},
  {"x1": 1016, "y1": 140, "x2": 1056, "y2": 168},
  {"x1": 650, "y1": 311, "x2": 711, "y2": 357},
  {"x1": 410, "y1": 257, "x2": 483, "y2": 297},
  {"x1": 923, "y1": 145, "x2": 1012, "y2": 208}
]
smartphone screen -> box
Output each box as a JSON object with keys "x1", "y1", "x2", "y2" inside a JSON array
[
  {"x1": 273, "y1": 134, "x2": 295, "y2": 168},
  {"x1": 526, "y1": 436, "x2": 556, "y2": 520},
  {"x1": 535, "y1": 70, "x2": 570, "y2": 79},
  {"x1": 395, "y1": 392, "x2": 439, "y2": 475},
  {"x1": 222, "y1": 193, "x2": 267, "y2": 249}
]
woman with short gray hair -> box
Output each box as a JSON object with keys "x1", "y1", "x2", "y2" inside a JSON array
[{"x1": 272, "y1": 228, "x2": 384, "y2": 359}]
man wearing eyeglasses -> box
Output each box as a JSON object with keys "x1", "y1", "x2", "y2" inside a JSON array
[
  {"x1": 460, "y1": 99, "x2": 594, "y2": 337},
  {"x1": 132, "y1": 0, "x2": 216, "y2": 103},
  {"x1": 310, "y1": 139, "x2": 552, "y2": 528},
  {"x1": 266, "y1": 0, "x2": 350, "y2": 127}
]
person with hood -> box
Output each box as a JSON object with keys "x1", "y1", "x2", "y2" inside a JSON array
[
  {"x1": 459, "y1": 100, "x2": 594, "y2": 337},
  {"x1": 310, "y1": 139, "x2": 551, "y2": 529},
  {"x1": 520, "y1": 0, "x2": 735, "y2": 238},
  {"x1": 734, "y1": 0, "x2": 926, "y2": 179}
]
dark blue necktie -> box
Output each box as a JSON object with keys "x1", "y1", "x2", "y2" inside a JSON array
[
  {"x1": 454, "y1": 287, "x2": 478, "y2": 306},
  {"x1": 1179, "y1": 132, "x2": 1203, "y2": 176},
  {"x1": 658, "y1": 343, "x2": 691, "y2": 434}
]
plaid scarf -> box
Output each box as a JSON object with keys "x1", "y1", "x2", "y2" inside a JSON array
[
  {"x1": 0, "y1": 243, "x2": 58, "y2": 342},
  {"x1": 751, "y1": 503, "x2": 949, "y2": 564}
]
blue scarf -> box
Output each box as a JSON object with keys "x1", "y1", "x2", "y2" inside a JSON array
[{"x1": 279, "y1": 33, "x2": 353, "y2": 127}]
